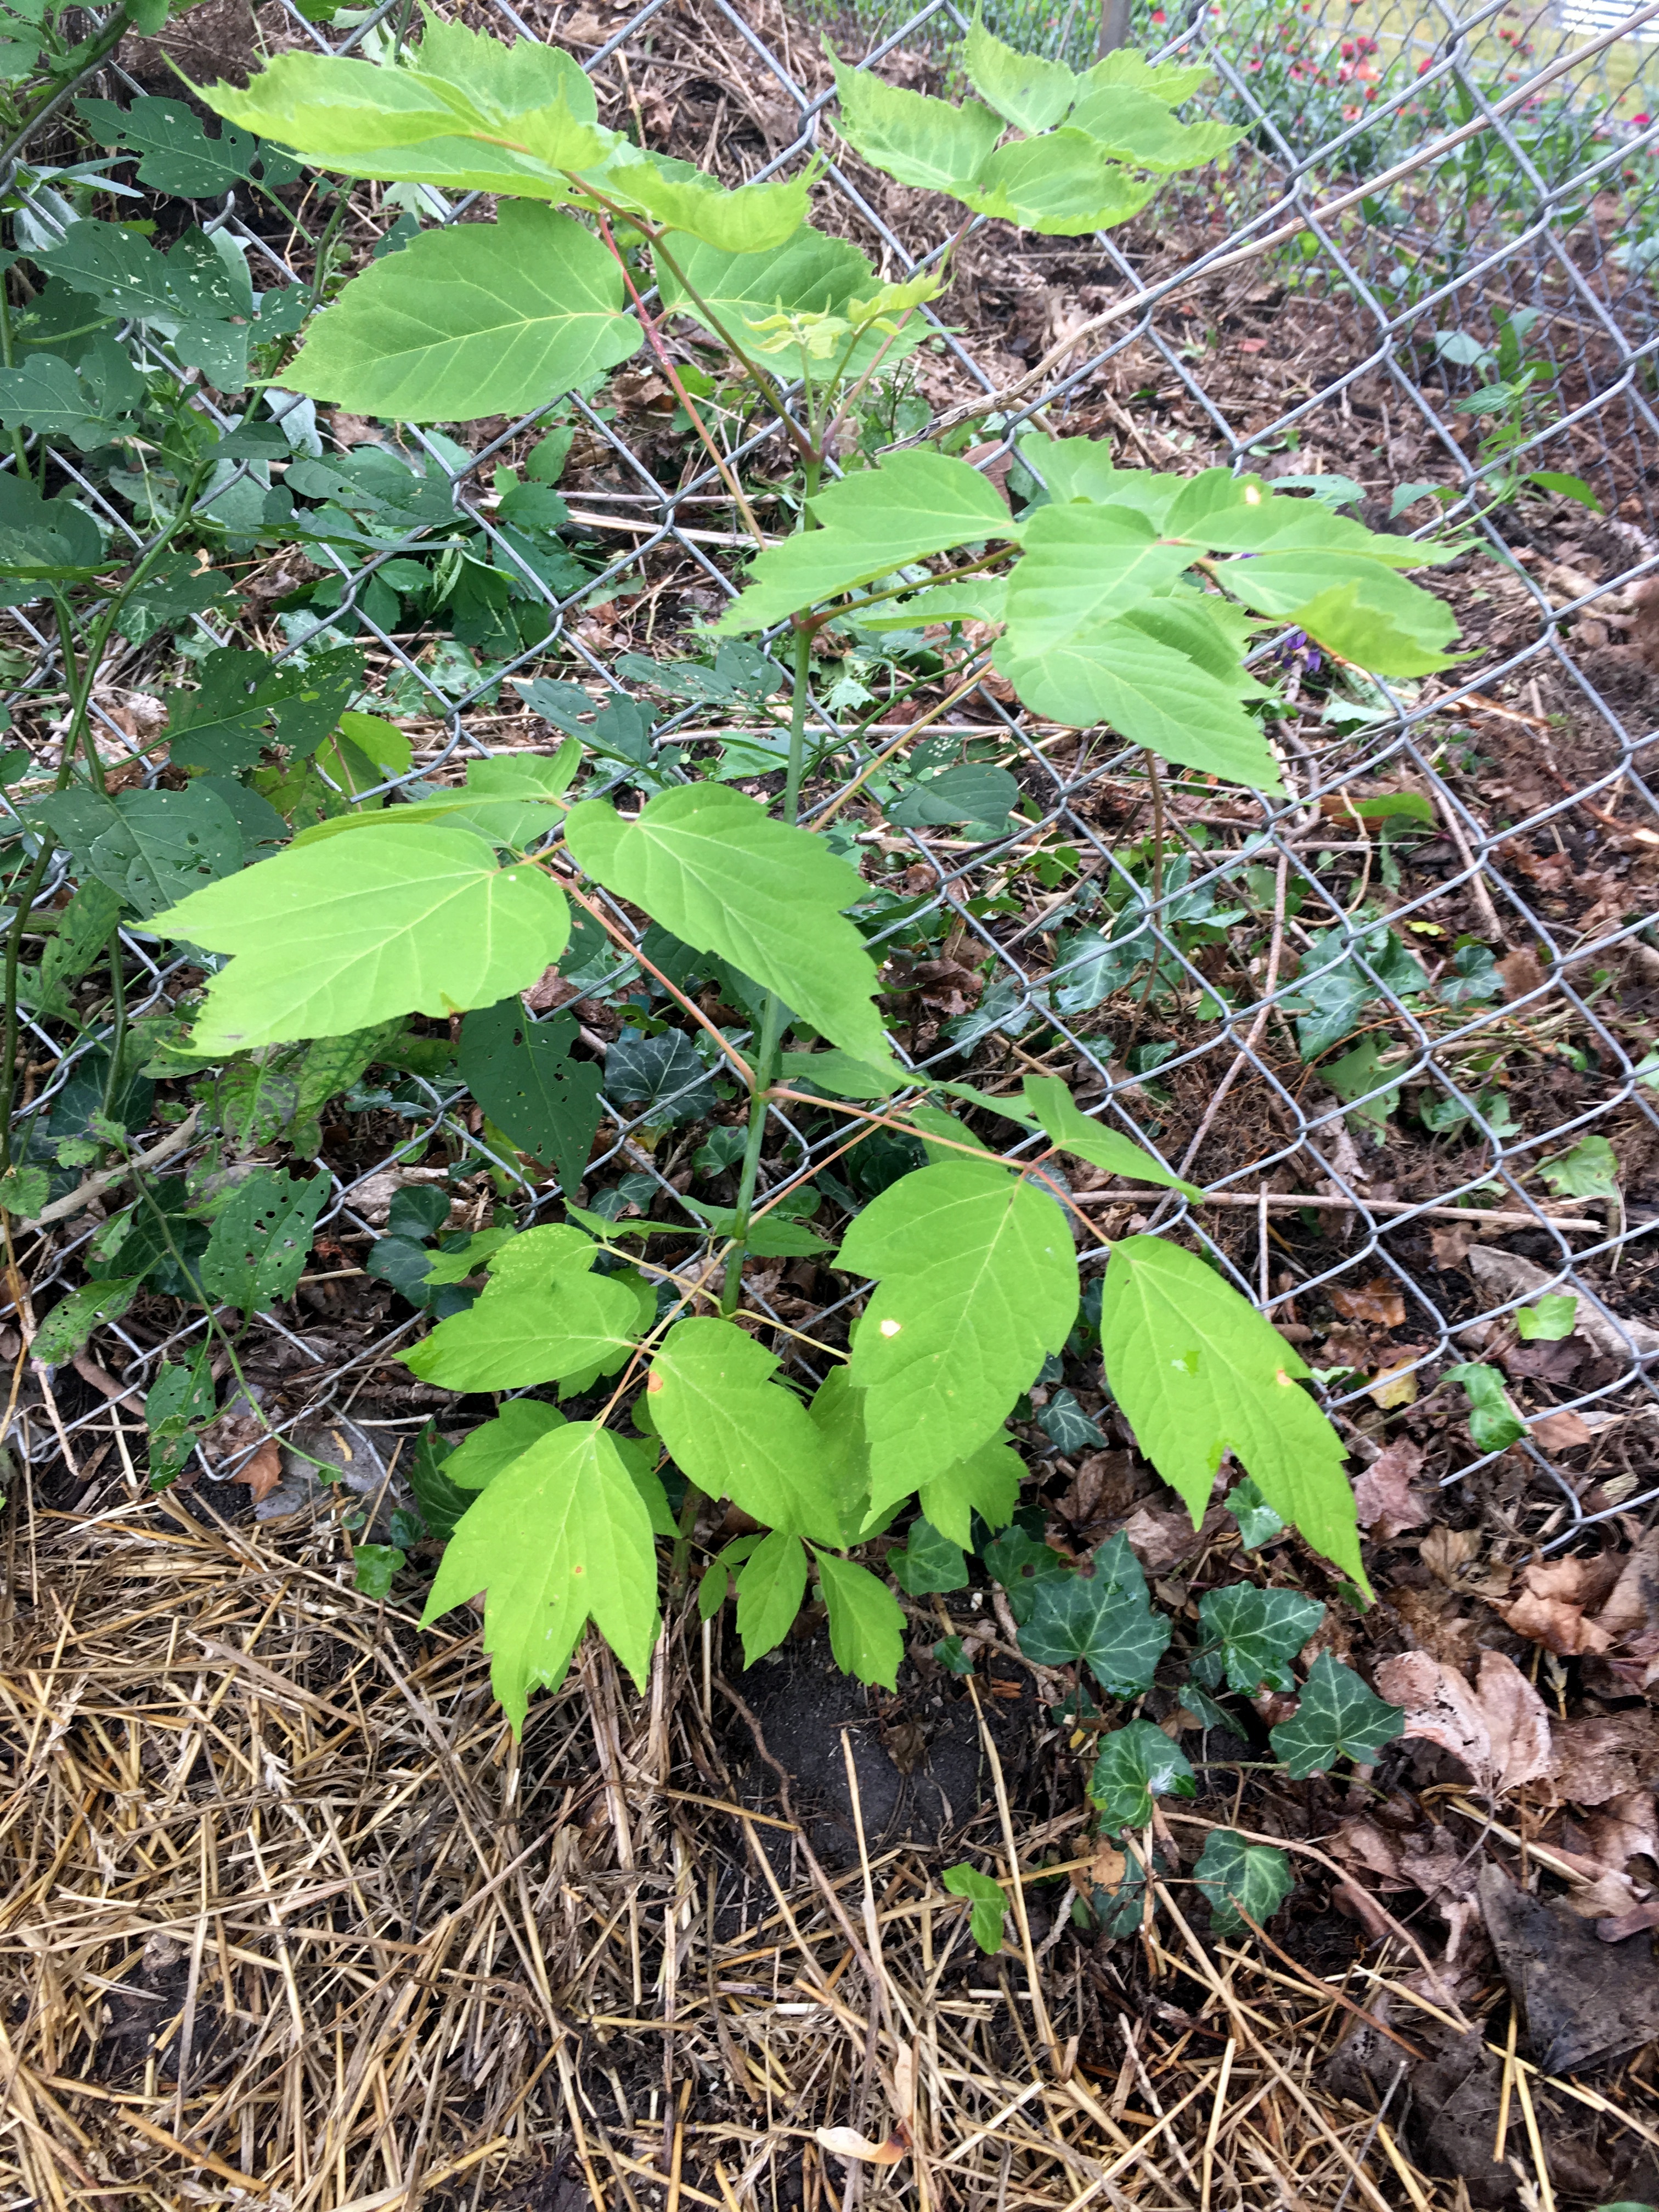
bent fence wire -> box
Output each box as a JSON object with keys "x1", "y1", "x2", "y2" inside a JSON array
[{"x1": 3, "y1": 0, "x2": 1658, "y2": 1545}]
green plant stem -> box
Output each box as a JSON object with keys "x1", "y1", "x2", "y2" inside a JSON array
[
  {"x1": 0, "y1": 849, "x2": 53, "y2": 1173},
  {"x1": 670, "y1": 1479, "x2": 704, "y2": 1588},
  {"x1": 99, "y1": 924, "x2": 128, "y2": 1124}
]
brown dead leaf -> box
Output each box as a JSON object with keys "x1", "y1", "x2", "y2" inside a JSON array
[
  {"x1": 1429, "y1": 1220, "x2": 1474, "y2": 1270},
  {"x1": 1531, "y1": 1408, "x2": 1595, "y2": 1453},
  {"x1": 1580, "y1": 1790, "x2": 1659, "y2": 1874},
  {"x1": 1330, "y1": 1277, "x2": 1408, "y2": 1328},
  {"x1": 1088, "y1": 1842, "x2": 1127, "y2": 1889},
  {"x1": 815, "y1": 2129, "x2": 906, "y2": 2166},
  {"x1": 1597, "y1": 1899, "x2": 1659, "y2": 1943},
  {"x1": 1475, "y1": 1650, "x2": 1555, "y2": 1795},
  {"x1": 233, "y1": 1439, "x2": 284, "y2": 1504},
  {"x1": 1329, "y1": 1818, "x2": 1410, "y2": 1888},
  {"x1": 1501, "y1": 1554, "x2": 1624, "y2": 1657},
  {"x1": 1420, "y1": 1526, "x2": 1482, "y2": 1585},
  {"x1": 1374, "y1": 1649, "x2": 1551, "y2": 1796},
  {"x1": 1120, "y1": 1502, "x2": 1224, "y2": 1572},
  {"x1": 1367, "y1": 1347, "x2": 1430, "y2": 1410},
  {"x1": 1553, "y1": 1712, "x2": 1659, "y2": 1806},
  {"x1": 1497, "y1": 946, "x2": 1548, "y2": 1000},
  {"x1": 1386, "y1": 1584, "x2": 1482, "y2": 1666},
  {"x1": 1353, "y1": 1438, "x2": 1429, "y2": 1539},
  {"x1": 1593, "y1": 1530, "x2": 1659, "y2": 1645}
]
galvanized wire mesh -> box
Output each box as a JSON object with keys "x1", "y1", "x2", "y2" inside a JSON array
[{"x1": 4, "y1": 0, "x2": 1657, "y2": 1550}]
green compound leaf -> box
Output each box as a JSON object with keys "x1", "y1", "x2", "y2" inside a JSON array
[
  {"x1": 1018, "y1": 1530, "x2": 1170, "y2": 1696},
  {"x1": 648, "y1": 1317, "x2": 847, "y2": 1544},
  {"x1": 284, "y1": 202, "x2": 641, "y2": 424},
  {"x1": 1088, "y1": 1720, "x2": 1196, "y2": 1833},
  {"x1": 916, "y1": 1435, "x2": 1023, "y2": 1549},
  {"x1": 445, "y1": 1400, "x2": 567, "y2": 1491},
  {"x1": 199, "y1": 1167, "x2": 330, "y2": 1314},
  {"x1": 943, "y1": 1863, "x2": 1009, "y2": 1953},
  {"x1": 1285, "y1": 580, "x2": 1463, "y2": 678},
  {"x1": 957, "y1": 131, "x2": 1157, "y2": 233},
  {"x1": 459, "y1": 1001, "x2": 604, "y2": 1200},
  {"x1": 566, "y1": 784, "x2": 893, "y2": 1069},
  {"x1": 1193, "y1": 1828, "x2": 1294, "y2": 1936},
  {"x1": 1098, "y1": 1237, "x2": 1365, "y2": 1592},
  {"x1": 1065, "y1": 81, "x2": 1242, "y2": 170},
  {"x1": 1002, "y1": 503, "x2": 1196, "y2": 652},
  {"x1": 830, "y1": 58, "x2": 1003, "y2": 191},
  {"x1": 713, "y1": 449, "x2": 1015, "y2": 633},
  {"x1": 594, "y1": 148, "x2": 808, "y2": 251},
  {"x1": 1268, "y1": 1653, "x2": 1403, "y2": 1779},
  {"x1": 405, "y1": 1232, "x2": 647, "y2": 1393},
  {"x1": 994, "y1": 619, "x2": 1283, "y2": 792},
  {"x1": 1193, "y1": 1585, "x2": 1324, "y2": 1695},
  {"x1": 653, "y1": 224, "x2": 875, "y2": 348},
  {"x1": 1022, "y1": 1075, "x2": 1200, "y2": 1200},
  {"x1": 420, "y1": 1419, "x2": 661, "y2": 1731},
  {"x1": 963, "y1": 15, "x2": 1079, "y2": 133},
  {"x1": 839, "y1": 1158, "x2": 1079, "y2": 1511},
  {"x1": 814, "y1": 1548, "x2": 905, "y2": 1689},
  {"x1": 734, "y1": 1529, "x2": 808, "y2": 1665},
  {"x1": 888, "y1": 1515, "x2": 969, "y2": 1596},
  {"x1": 151, "y1": 826, "x2": 571, "y2": 1055}
]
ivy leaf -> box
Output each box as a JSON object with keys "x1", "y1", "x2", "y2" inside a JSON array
[
  {"x1": 1537, "y1": 1134, "x2": 1619, "y2": 1200},
  {"x1": 982, "y1": 1525, "x2": 1074, "y2": 1625},
  {"x1": 1444, "y1": 1361, "x2": 1526, "y2": 1454},
  {"x1": 712, "y1": 450, "x2": 1015, "y2": 634},
  {"x1": 445, "y1": 1400, "x2": 567, "y2": 1490},
  {"x1": 1098, "y1": 1237, "x2": 1364, "y2": 1591},
  {"x1": 830, "y1": 58, "x2": 1003, "y2": 191},
  {"x1": 994, "y1": 622, "x2": 1283, "y2": 792},
  {"x1": 734, "y1": 1529, "x2": 808, "y2": 1664},
  {"x1": 814, "y1": 1548, "x2": 905, "y2": 1689},
  {"x1": 839, "y1": 1158, "x2": 1079, "y2": 1511},
  {"x1": 943, "y1": 1863, "x2": 1009, "y2": 1953},
  {"x1": 1516, "y1": 1293, "x2": 1577, "y2": 1342},
  {"x1": 285, "y1": 204, "x2": 641, "y2": 424},
  {"x1": 647, "y1": 1317, "x2": 847, "y2": 1544},
  {"x1": 567, "y1": 785, "x2": 893, "y2": 1069},
  {"x1": 1022, "y1": 1075, "x2": 1200, "y2": 1200},
  {"x1": 405, "y1": 1238, "x2": 647, "y2": 1392},
  {"x1": 1193, "y1": 1585, "x2": 1324, "y2": 1694},
  {"x1": 1036, "y1": 1387, "x2": 1106, "y2": 1453},
  {"x1": 151, "y1": 826, "x2": 571, "y2": 1054},
  {"x1": 916, "y1": 1434, "x2": 1023, "y2": 1549},
  {"x1": 888, "y1": 1516, "x2": 968, "y2": 1595},
  {"x1": 1193, "y1": 1829, "x2": 1294, "y2": 1936},
  {"x1": 199, "y1": 1169, "x2": 329, "y2": 1316},
  {"x1": 1088, "y1": 1720, "x2": 1196, "y2": 1833},
  {"x1": 607, "y1": 1031, "x2": 720, "y2": 1124},
  {"x1": 1268, "y1": 1653, "x2": 1404, "y2": 1779},
  {"x1": 459, "y1": 1001, "x2": 603, "y2": 1197},
  {"x1": 408, "y1": 1431, "x2": 471, "y2": 1542},
  {"x1": 420, "y1": 1420, "x2": 661, "y2": 1730},
  {"x1": 1017, "y1": 1530, "x2": 1169, "y2": 1696}
]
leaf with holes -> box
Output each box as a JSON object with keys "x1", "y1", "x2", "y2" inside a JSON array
[
  {"x1": 1098, "y1": 1236, "x2": 1364, "y2": 1590},
  {"x1": 33, "y1": 1278, "x2": 141, "y2": 1365},
  {"x1": 421, "y1": 1420, "x2": 660, "y2": 1730},
  {"x1": 1192, "y1": 1829, "x2": 1294, "y2": 1936},
  {"x1": 1088, "y1": 1721, "x2": 1196, "y2": 1833},
  {"x1": 151, "y1": 826, "x2": 571, "y2": 1054},
  {"x1": 943, "y1": 1863, "x2": 1008, "y2": 1953},
  {"x1": 1268, "y1": 1654, "x2": 1404, "y2": 1779},
  {"x1": 460, "y1": 1001, "x2": 603, "y2": 1197},
  {"x1": 199, "y1": 1169, "x2": 330, "y2": 1314},
  {"x1": 568, "y1": 784, "x2": 894, "y2": 1069},
  {"x1": 648, "y1": 1317, "x2": 847, "y2": 1543},
  {"x1": 1018, "y1": 1531, "x2": 1170, "y2": 1696},
  {"x1": 1193, "y1": 1585, "x2": 1324, "y2": 1695},
  {"x1": 839, "y1": 1158, "x2": 1078, "y2": 1514},
  {"x1": 814, "y1": 1548, "x2": 904, "y2": 1690}
]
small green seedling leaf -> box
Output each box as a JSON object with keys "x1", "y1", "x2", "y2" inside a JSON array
[
  {"x1": 943, "y1": 1863, "x2": 1009, "y2": 1954},
  {"x1": 1537, "y1": 1135, "x2": 1619, "y2": 1200},
  {"x1": 1515, "y1": 1293, "x2": 1577, "y2": 1343},
  {"x1": 352, "y1": 1543, "x2": 405, "y2": 1599},
  {"x1": 933, "y1": 1634, "x2": 975, "y2": 1675},
  {"x1": 1017, "y1": 1531, "x2": 1170, "y2": 1696},
  {"x1": 1444, "y1": 1361, "x2": 1526, "y2": 1453},
  {"x1": 1088, "y1": 1721, "x2": 1196, "y2": 1833},
  {"x1": 1192, "y1": 1828, "x2": 1294, "y2": 1936},
  {"x1": 1268, "y1": 1654, "x2": 1403, "y2": 1779},
  {"x1": 1193, "y1": 1585, "x2": 1323, "y2": 1695}
]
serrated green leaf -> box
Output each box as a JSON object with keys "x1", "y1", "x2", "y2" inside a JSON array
[
  {"x1": 594, "y1": 148, "x2": 808, "y2": 250},
  {"x1": 566, "y1": 784, "x2": 891, "y2": 1068},
  {"x1": 1099, "y1": 1237, "x2": 1364, "y2": 1591},
  {"x1": 1003, "y1": 503, "x2": 1195, "y2": 651},
  {"x1": 713, "y1": 450, "x2": 1015, "y2": 633},
  {"x1": 151, "y1": 826, "x2": 571, "y2": 1054},
  {"x1": 1079, "y1": 49, "x2": 1215, "y2": 105},
  {"x1": 653, "y1": 224, "x2": 874, "y2": 351},
  {"x1": 1022, "y1": 1075, "x2": 1200, "y2": 1200},
  {"x1": 284, "y1": 202, "x2": 641, "y2": 423},
  {"x1": 1286, "y1": 580, "x2": 1462, "y2": 678},
  {"x1": 814, "y1": 1548, "x2": 904, "y2": 1689},
  {"x1": 1268, "y1": 1653, "x2": 1403, "y2": 1779},
  {"x1": 963, "y1": 16, "x2": 1077, "y2": 132},
  {"x1": 839, "y1": 1159, "x2": 1078, "y2": 1511},
  {"x1": 830, "y1": 56, "x2": 1003, "y2": 191},
  {"x1": 1193, "y1": 1829, "x2": 1294, "y2": 1935},
  {"x1": 1516, "y1": 1293, "x2": 1576, "y2": 1342},
  {"x1": 421, "y1": 1420, "x2": 661, "y2": 1730},
  {"x1": 32, "y1": 1278, "x2": 140, "y2": 1365},
  {"x1": 888, "y1": 1515, "x2": 968, "y2": 1595},
  {"x1": 1088, "y1": 1720, "x2": 1195, "y2": 1832},
  {"x1": 958, "y1": 130, "x2": 1158, "y2": 234},
  {"x1": 294, "y1": 749, "x2": 580, "y2": 849},
  {"x1": 994, "y1": 621, "x2": 1283, "y2": 792},
  {"x1": 445, "y1": 1399, "x2": 567, "y2": 1489},
  {"x1": 406, "y1": 1237, "x2": 646, "y2": 1392},
  {"x1": 1193, "y1": 1585, "x2": 1323, "y2": 1695},
  {"x1": 459, "y1": 1001, "x2": 603, "y2": 1199},
  {"x1": 1066, "y1": 81, "x2": 1241, "y2": 170},
  {"x1": 648, "y1": 1317, "x2": 846, "y2": 1543},
  {"x1": 1017, "y1": 1530, "x2": 1169, "y2": 1695},
  {"x1": 916, "y1": 1434, "x2": 1023, "y2": 1549},
  {"x1": 735, "y1": 1529, "x2": 808, "y2": 1664},
  {"x1": 943, "y1": 1862, "x2": 1009, "y2": 1953},
  {"x1": 199, "y1": 1169, "x2": 329, "y2": 1314}
]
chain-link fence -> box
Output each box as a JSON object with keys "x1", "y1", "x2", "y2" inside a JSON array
[{"x1": 3, "y1": 0, "x2": 1657, "y2": 1553}]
